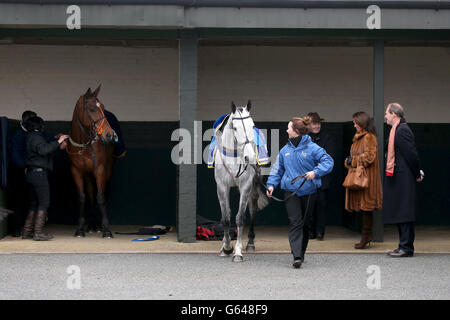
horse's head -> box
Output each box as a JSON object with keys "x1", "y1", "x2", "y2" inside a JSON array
[
  {"x1": 74, "y1": 85, "x2": 116, "y2": 144},
  {"x1": 230, "y1": 100, "x2": 256, "y2": 164}
]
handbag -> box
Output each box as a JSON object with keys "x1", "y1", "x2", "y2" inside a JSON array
[{"x1": 343, "y1": 157, "x2": 369, "y2": 190}]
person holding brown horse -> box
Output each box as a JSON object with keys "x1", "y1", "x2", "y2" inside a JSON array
[
  {"x1": 67, "y1": 86, "x2": 117, "y2": 238},
  {"x1": 23, "y1": 116, "x2": 69, "y2": 241}
]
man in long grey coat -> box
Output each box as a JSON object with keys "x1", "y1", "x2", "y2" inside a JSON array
[{"x1": 383, "y1": 103, "x2": 424, "y2": 257}]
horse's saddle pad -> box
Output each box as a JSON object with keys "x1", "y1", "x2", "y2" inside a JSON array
[{"x1": 207, "y1": 114, "x2": 269, "y2": 168}]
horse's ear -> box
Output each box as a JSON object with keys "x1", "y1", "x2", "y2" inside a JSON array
[
  {"x1": 246, "y1": 100, "x2": 252, "y2": 112},
  {"x1": 85, "y1": 88, "x2": 92, "y2": 97},
  {"x1": 231, "y1": 101, "x2": 237, "y2": 114},
  {"x1": 93, "y1": 84, "x2": 101, "y2": 98}
]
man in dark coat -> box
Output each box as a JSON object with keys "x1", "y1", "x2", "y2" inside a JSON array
[
  {"x1": 104, "y1": 109, "x2": 126, "y2": 158},
  {"x1": 306, "y1": 112, "x2": 336, "y2": 240},
  {"x1": 7, "y1": 110, "x2": 36, "y2": 236},
  {"x1": 383, "y1": 103, "x2": 424, "y2": 257}
]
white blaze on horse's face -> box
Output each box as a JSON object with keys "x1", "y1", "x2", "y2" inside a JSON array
[{"x1": 231, "y1": 106, "x2": 256, "y2": 165}]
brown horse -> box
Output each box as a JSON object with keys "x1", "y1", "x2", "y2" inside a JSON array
[{"x1": 67, "y1": 85, "x2": 117, "y2": 238}]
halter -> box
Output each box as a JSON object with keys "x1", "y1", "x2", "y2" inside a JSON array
[
  {"x1": 67, "y1": 96, "x2": 108, "y2": 169},
  {"x1": 231, "y1": 111, "x2": 252, "y2": 146},
  {"x1": 69, "y1": 97, "x2": 107, "y2": 149},
  {"x1": 219, "y1": 109, "x2": 255, "y2": 179}
]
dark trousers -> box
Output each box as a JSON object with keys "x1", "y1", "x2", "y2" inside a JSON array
[
  {"x1": 285, "y1": 192, "x2": 317, "y2": 260},
  {"x1": 26, "y1": 170, "x2": 50, "y2": 211},
  {"x1": 397, "y1": 222, "x2": 415, "y2": 254},
  {"x1": 309, "y1": 188, "x2": 327, "y2": 235}
]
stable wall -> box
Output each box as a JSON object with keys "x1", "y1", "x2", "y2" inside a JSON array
[
  {"x1": 1, "y1": 44, "x2": 449, "y2": 227},
  {"x1": 1, "y1": 45, "x2": 449, "y2": 122},
  {"x1": 0, "y1": 45, "x2": 179, "y2": 121}
]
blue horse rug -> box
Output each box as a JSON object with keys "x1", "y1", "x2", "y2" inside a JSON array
[{"x1": 207, "y1": 114, "x2": 269, "y2": 168}]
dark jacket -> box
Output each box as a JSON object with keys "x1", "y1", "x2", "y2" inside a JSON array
[
  {"x1": 104, "y1": 109, "x2": 126, "y2": 156},
  {"x1": 308, "y1": 130, "x2": 336, "y2": 189},
  {"x1": 25, "y1": 131, "x2": 60, "y2": 171},
  {"x1": 383, "y1": 118, "x2": 421, "y2": 224},
  {"x1": 8, "y1": 123, "x2": 28, "y2": 169},
  {"x1": 1, "y1": 117, "x2": 8, "y2": 188}
]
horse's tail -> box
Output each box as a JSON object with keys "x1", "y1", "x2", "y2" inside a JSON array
[{"x1": 252, "y1": 165, "x2": 269, "y2": 211}]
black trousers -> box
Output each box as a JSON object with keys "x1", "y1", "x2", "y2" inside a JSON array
[
  {"x1": 285, "y1": 192, "x2": 317, "y2": 260},
  {"x1": 309, "y1": 188, "x2": 328, "y2": 235},
  {"x1": 397, "y1": 222, "x2": 415, "y2": 254},
  {"x1": 26, "y1": 170, "x2": 50, "y2": 211}
]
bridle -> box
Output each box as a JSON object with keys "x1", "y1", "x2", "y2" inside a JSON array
[
  {"x1": 67, "y1": 96, "x2": 109, "y2": 169},
  {"x1": 68, "y1": 96, "x2": 107, "y2": 149},
  {"x1": 218, "y1": 109, "x2": 256, "y2": 179}
]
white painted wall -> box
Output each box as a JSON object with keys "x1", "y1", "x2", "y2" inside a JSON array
[
  {"x1": 198, "y1": 46, "x2": 373, "y2": 122},
  {"x1": 1, "y1": 45, "x2": 448, "y2": 123},
  {"x1": 0, "y1": 45, "x2": 179, "y2": 121},
  {"x1": 384, "y1": 47, "x2": 450, "y2": 123}
]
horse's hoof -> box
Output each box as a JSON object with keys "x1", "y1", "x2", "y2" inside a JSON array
[
  {"x1": 102, "y1": 231, "x2": 113, "y2": 238},
  {"x1": 246, "y1": 244, "x2": 256, "y2": 252},
  {"x1": 232, "y1": 255, "x2": 243, "y2": 263},
  {"x1": 74, "y1": 230, "x2": 85, "y2": 238},
  {"x1": 219, "y1": 247, "x2": 233, "y2": 257}
]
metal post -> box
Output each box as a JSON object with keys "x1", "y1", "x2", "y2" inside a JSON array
[
  {"x1": 373, "y1": 40, "x2": 384, "y2": 242},
  {"x1": 177, "y1": 29, "x2": 198, "y2": 242}
]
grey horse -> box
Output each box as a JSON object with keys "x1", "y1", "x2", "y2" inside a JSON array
[{"x1": 213, "y1": 101, "x2": 268, "y2": 262}]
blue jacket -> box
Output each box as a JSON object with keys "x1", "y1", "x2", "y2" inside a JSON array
[{"x1": 267, "y1": 135, "x2": 334, "y2": 197}]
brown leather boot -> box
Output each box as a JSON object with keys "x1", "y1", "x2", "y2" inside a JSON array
[
  {"x1": 22, "y1": 210, "x2": 36, "y2": 239},
  {"x1": 354, "y1": 212, "x2": 373, "y2": 249},
  {"x1": 33, "y1": 210, "x2": 53, "y2": 241}
]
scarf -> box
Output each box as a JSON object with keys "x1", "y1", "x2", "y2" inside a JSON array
[
  {"x1": 386, "y1": 118, "x2": 401, "y2": 176},
  {"x1": 289, "y1": 135, "x2": 302, "y2": 148}
]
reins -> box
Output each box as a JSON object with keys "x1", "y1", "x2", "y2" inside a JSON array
[{"x1": 258, "y1": 171, "x2": 308, "y2": 202}]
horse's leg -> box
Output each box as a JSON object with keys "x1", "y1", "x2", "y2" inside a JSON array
[
  {"x1": 71, "y1": 168, "x2": 86, "y2": 237},
  {"x1": 85, "y1": 176, "x2": 100, "y2": 233},
  {"x1": 94, "y1": 166, "x2": 113, "y2": 238},
  {"x1": 246, "y1": 198, "x2": 257, "y2": 253},
  {"x1": 233, "y1": 184, "x2": 251, "y2": 262},
  {"x1": 217, "y1": 183, "x2": 233, "y2": 256}
]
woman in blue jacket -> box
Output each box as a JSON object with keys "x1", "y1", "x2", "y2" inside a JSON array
[{"x1": 266, "y1": 116, "x2": 334, "y2": 268}]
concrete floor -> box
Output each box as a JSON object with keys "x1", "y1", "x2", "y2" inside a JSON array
[
  {"x1": 0, "y1": 225, "x2": 449, "y2": 254},
  {"x1": 1, "y1": 253, "x2": 449, "y2": 300}
]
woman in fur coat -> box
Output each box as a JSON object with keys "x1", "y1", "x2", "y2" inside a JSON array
[{"x1": 344, "y1": 112, "x2": 382, "y2": 249}]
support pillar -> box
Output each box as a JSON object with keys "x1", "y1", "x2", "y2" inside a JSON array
[
  {"x1": 177, "y1": 29, "x2": 198, "y2": 242},
  {"x1": 373, "y1": 40, "x2": 384, "y2": 242}
]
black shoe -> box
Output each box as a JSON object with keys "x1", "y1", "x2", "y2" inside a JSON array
[
  {"x1": 388, "y1": 249, "x2": 413, "y2": 258},
  {"x1": 316, "y1": 233, "x2": 324, "y2": 241},
  {"x1": 293, "y1": 258, "x2": 303, "y2": 269},
  {"x1": 308, "y1": 233, "x2": 316, "y2": 239}
]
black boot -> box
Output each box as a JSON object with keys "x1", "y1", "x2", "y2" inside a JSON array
[{"x1": 33, "y1": 210, "x2": 53, "y2": 241}]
